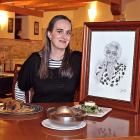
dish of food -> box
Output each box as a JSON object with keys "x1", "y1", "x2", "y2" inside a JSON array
[
  {"x1": 74, "y1": 101, "x2": 112, "y2": 117},
  {"x1": 46, "y1": 106, "x2": 86, "y2": 127},
  {"x1": 81, "y1": 101, "x2": 102, "y2": 114},
  {"x1": 0, "y1": 99, "x2": 43, "y2": 115}
]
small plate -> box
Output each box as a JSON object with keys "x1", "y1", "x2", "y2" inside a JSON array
[
  {"x1": 41, "y1": 119, "x2": 86, "y2": 130},
  {"x1": 73, "y1": 105, "x2": 112, "y2": 118}
]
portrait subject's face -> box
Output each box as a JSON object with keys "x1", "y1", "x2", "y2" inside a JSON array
[
  {"x1": 105, "y1": 46, "x2": 117, "y2": 63},
  {"x1": 48, "y1": 19, "x2": 71, "y2": 51}
]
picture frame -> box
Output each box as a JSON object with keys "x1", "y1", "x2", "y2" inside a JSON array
[
  {"x1": 8, "y1": 18, "x2": 13, "y2": 33},
  {"x1": 79, "y1": 21, "x2": 140, "y2": 113},
  {"x1": 34, "y1": 21, "x2": 39, "y2": 35}
]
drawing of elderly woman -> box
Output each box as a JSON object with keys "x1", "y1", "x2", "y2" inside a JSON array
[{"x1": 96, "y1": 41, "x2": 126, "y2": 87}]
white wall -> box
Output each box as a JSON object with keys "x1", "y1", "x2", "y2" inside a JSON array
[
  {"x1": 73, "y1": 1, "x2": 113, "y2": 28},
  {"x1": 29, "y1": 16, "x2": 42, "y2": 40},
  {"x1": 15, "y1": 15, "x2": 42, "y2": 40},
  {"x1": 122, "y1": 0, "x2": 140, "y2": 21},
  {"x1": 43, "y1": 11, "x2": 74, "y2": 29},
  {"x1": 0, "y1": 11, "x2": 15, "y2": 39}
]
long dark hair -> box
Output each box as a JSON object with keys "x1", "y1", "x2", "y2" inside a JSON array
[{"x1": 39, "y1": 15, "x2": 73, "y2": 79}]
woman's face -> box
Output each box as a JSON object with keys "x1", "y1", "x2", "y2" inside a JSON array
[
  {"x1": 48, "y1": 19, "x2": 71, "y2": 51},
  {"x1": 105, "y1": 46, "x2": 117, "y2": 63}
]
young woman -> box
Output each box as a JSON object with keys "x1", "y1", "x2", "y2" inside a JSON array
[{"x1": 16, "y1": 15, "x2": 82, "y2": 103}]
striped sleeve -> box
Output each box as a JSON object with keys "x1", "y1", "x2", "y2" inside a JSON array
[{"x1": 15, "y1": 82, "x2": 26, "y2": 103}]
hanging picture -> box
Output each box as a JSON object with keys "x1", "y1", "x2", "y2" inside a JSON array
[
  {"x1": 34, "y1": 21, "x2": 39, "y2": 35},
  {"x1": 8, "y1": 18, "x2": 13, "y2": 33}
]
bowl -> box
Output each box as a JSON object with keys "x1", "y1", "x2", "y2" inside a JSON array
[{"x1": 46, "y1": 106, "x2": 86, "y2": 127}]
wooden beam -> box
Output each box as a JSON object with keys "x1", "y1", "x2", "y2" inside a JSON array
[
  {"x1": 25, "y1": 2, "x2": 85, "y2": 8},
  {"x1": 2, "y1": 0, "x2": 121, "y2": 5},
  {"x1": 0, "y1": 0, "x2": 29, "y2": 3},
  {"x1": 0, "y1": 4, "x2": 43, "y2": 17},
  {"x1": 2, "y1": 0, "x2": 94, "y2": 5},
  {"x1": 98, "y1": 0, "x2": 121, "y2": 5},
  {"x1": 44, "y1": 7, "x2": 78, "y2": 12},
  {"x1": 35, "y1": 3, "x2": 87, "y2": 10},
  {"x1": 111, "y1": 0, "x2": 121, "y2": 15}
]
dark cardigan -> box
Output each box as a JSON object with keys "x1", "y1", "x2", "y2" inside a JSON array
[{"x1": 17, "y1": 51, "x2": 82, "y2": 103}]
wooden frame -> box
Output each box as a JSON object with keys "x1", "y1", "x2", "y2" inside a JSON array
[
  {"x1": 8, "y1": 18, "x2": 13, "y2": 33},
  {"x1": 79, "y1": 21, "x2": 140, "y2": 113},
  {"x1": 34, "y1": 21, "x2": 39, "y2": 35}
]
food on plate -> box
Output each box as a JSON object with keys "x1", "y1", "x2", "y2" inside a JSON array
[
  {"x1": 81, "y1": 101, "x2": 103, "y2": 114},
  {"x1": 0, "y1": 99, "x2": 35, "y2": 114},
  {"x1": 3, "y1": 99, "x2": 24, "y2": 111},
  {"x1": 84, "y1": 101, "x2": 96, "y2": 106}
]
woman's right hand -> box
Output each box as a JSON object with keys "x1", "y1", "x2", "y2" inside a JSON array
[{"x1": 102, "y1": 59, "x2": 107, "y2": 71}]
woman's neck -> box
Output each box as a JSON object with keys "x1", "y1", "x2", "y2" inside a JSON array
[
  {"x1": 107, "y1": 61, "x2": 116, "y2": 66},
  {"x1": 50, "y1": 49, "x2": 65, "y2": 60}
]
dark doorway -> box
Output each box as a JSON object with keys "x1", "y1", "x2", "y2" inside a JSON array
[{"x1": 15, "y1": 18, "x2": 22, "y2": 31}]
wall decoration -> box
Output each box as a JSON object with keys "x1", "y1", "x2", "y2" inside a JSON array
[
  {"x1": 8, "y1": 18, "x2": 13, "y2": 33},
  {"x1": 34, "y1": 21, "x2": 39, "y2": 35}
]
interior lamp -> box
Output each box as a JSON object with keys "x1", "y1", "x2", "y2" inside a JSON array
[
  {"x1": 0, "y1": 11, "x2": 7, "y2": 25},
  {"x1": 88, "y1": 2, "x2": 97, "y2": 22}
]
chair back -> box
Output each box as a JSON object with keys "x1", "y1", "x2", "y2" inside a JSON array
[{"x1": 12, "y1": 64, "x2": 34, "y2": 103}]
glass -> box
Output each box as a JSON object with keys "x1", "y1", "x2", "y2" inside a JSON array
[
  {"x1": 0, "y1": 64, "x2": 4, "y2": 76},
  {"x1": 106, "y1": 50, "x2": 117, "y2": 56}
]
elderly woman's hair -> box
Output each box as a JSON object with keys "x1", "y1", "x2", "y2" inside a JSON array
[{"x1": 104, "y1": 41, "x2": 122, "y2": 60}]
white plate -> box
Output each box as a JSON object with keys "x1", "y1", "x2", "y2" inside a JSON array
[
  {"x1": 73, "y1": 105, "x2": 112, "y2": 118},
  {"x1": 41, "y1": 119, "x2": 86, "y2": 130}
]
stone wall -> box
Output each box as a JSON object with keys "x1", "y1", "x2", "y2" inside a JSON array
[
  {"x1": 0, "y1": 27, "x2": 83, "y2": 71},
  {"x1": 70, "y1": 27, "x2": 83, "y2": 52}
]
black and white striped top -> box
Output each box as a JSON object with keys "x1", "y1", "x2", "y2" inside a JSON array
[
  {"x1": 15, "y1": 57, "x2": 62, "y2": 103},
  {"x1": 49, "y1": 58, "x2": 62, "y2": 68}
]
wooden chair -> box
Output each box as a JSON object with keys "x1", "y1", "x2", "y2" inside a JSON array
[
  {"x1": 12, "y1": 64, "x2": 34, "y2": 103},
  {"x1": 74, "y1": 86, "x2": 80, "y2": 102}
]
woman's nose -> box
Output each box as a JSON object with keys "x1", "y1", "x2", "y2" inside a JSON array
[{"x1": 62, "y1": 33, "x2": 67, "y2": 39}]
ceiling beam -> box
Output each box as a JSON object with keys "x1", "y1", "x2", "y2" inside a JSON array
[
  {"x1": 1, "y1": 0, "x2": 121, "y2": 5},
  {"x1": 111, "y1": 0, "x2": 121, "y2": 15},
  {"x1": 0, "y1": 0, "x2": 29, "y2": 3},
  {"x1": 24, "y1": 2, "x2": 85, "y2": 8},
  {"x1": 1, "y1": 0, "x2": 94, "y2": 4},
  {"x1": 0, "y1": 4, "x2": 43, "y2": 17},
  {"x1": 97, "y1": 0, "x2": 121, "y2": 5},
  {"x1": 35, "y1": 3, "x2": 87, "y2": 10},
  {"x1": 44, "y1": 7, "x2": 78, "y2": 12},
  {"x1": 13, "y1": 0, "x2": 93, "y2": 7}
]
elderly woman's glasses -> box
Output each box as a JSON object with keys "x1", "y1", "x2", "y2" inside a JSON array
[{"x1": 106, "y1": 50, "x2": 117, "y2": 56}]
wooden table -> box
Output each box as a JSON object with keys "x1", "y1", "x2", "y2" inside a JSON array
[
  {"x1": 0, "y1": 102, "x2": 140, "y2": 140},
  {"x1": 0, "y1": 73, "x2": 13, "y2": 98}
]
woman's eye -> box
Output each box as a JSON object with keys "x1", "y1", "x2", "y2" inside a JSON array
[
  {"x1": 66, "y1": 31, "x2": 71, "y2": 35},
  {"x1": 112, "y1": 52, "x2": 117, "y2": 56},
  {"x1": 58, "y1": 30, "x2": 62, "y2": 33},
  {"x1": 106, "y1": 51, "x2": 111, "y2": 54}
]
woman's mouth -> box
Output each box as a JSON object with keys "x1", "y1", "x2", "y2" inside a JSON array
[{"x1": 60, "y1": 40, "x2": 66, "y2": 43}]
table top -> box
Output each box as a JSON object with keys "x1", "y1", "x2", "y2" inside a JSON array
[{"x1": 0, "y1": 102, "x2": 140, "y2": 140}]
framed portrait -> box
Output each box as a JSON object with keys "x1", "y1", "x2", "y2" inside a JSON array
[
  {"x1": 8, "y1": 18, "x2": 13, "y2": 33},
  {"x1": 79, "y1": 21, "x2": 140, "y2": 113},
  {"x1": 34, "y1": 21, "x2": 39, "y2": 35}
]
